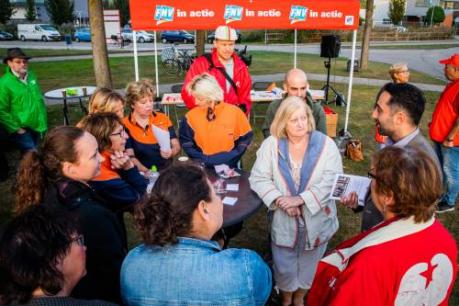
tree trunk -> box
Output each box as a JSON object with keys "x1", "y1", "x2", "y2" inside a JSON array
[
  {"x1": 360, "y1": 0, "x2": 374, "y2": 70},
  {"x1": 195, "y1": 30, "x2": 206, "y2": 56},
  {"x1": 88, "y1": 0, "x2": 112, "y2": 88}
]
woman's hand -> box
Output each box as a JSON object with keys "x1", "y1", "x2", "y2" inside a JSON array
[
  {"x1": 160, "y1": 149, "x2": 172, "y2": 159},
  {"x1": 340, "y1": 192, "x2": 359, "y2": 209},
  {"x1": 276, "y1": 196, "x2": 304, "y2": 210},
  {"x1": 285, "y1": 207, "x2": 302, "y2": 217},
  {"x1": 111, "y1": 151, "x2": 134, "y2": 170}
]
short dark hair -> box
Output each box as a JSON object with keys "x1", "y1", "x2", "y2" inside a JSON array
[
  {"x1": 134, "y1": 163, "x2": 211, "y2": 246},
  {"x1": 376, "y1": 82, "x2": 425, "y2": 125},
  {"x1": 0, "y1": 205, "x2": 80, "y2": 304},
  {"x1": 372, "y1": 146, "x2": 442, "y2": 223}
]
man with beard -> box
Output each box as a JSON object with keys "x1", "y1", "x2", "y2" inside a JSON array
[
  {"x1": 342, "y1": 82, "x2": 440, "y2": 231},
  {"x1": 0, "y1": 48, "x2": 47, "y2": 153}
]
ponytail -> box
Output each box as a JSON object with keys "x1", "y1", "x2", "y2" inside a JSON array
[{"x1": 14, "y1": 151, "x2": 47, "y2": 214}]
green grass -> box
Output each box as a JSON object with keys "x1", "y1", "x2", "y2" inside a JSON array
[
  {"x1": 342, "y1": 43, "x2": 459, "y2": 50},
  {"x1": 0, "y1": 51, "x2": 444, "y2": 93},
  {"x1": 0, "y1": 48, "x2": 134, "y2": 58},
  {"x1": 0, "y1": 58, "x2": 457, "y2": 304}
]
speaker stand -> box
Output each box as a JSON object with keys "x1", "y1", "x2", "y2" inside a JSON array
[{"x1": 321, "y1": 57, "x2": 340, "y2": 104}]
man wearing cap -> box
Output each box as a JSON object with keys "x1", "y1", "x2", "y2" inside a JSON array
[
  {"x1": 262, "y1": 68, "x2": 327, "y2": 138},
  {"x1": 430, "y1": 54, "x2": 459, "y2": 213},
  {"x1": 0, "y1": 48, "x2": 47, "y2": 152},
  {"x1": 182, "y1": 25, "x2": 251, "y2": 115}
]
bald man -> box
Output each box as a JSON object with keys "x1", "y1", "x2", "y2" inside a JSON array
[{"x1": 262, "y1": 68, "x2": 327, "y2": 138}]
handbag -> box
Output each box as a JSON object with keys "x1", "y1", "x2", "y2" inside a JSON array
[{"x1": 346, "y1": 139, "x2": 364, "y2": 161}]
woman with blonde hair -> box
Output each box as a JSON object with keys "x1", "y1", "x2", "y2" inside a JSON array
[
  {"x1": 88, "y1": 87, "x2": 126, "y2": 119},
  {"x1": 123, "y1": 79, "x2": 180, "y2": 172},
  {"x1": 250, "y1": 96, "x2": 342, "y2": 306},
  {"x1": 389, "y1": 63, "x2": 410, "y2": 84},
  {"x1": 179, "y1": 73, "x2": 253, "y2": 168}
]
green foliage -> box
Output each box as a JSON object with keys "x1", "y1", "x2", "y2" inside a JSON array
[
  {"x1": 389, "y1": 0, "x2": 405, "y2": 25},
  {"x1": 113, "y1": 0, "x2": 130, "y2": 27},
  {"x1": 0, "y1": 0, "x2": 14, "y2": 24},
  {"x1": 425, "y1": 6, "x2": 445, "y2": 25},
  {"x1": 44, "y1": 0, "x2": 75, "y2": 25},
  {"x1": 25, "y1": 0, "x2": 37, "y2": 22}
]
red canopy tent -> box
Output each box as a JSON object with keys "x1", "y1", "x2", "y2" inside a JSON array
[{"x1": 128, "y1": 0, "x2": 360, "y2": 132}]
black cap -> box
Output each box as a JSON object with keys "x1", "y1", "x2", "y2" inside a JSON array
[{"x1": 3, "y1": 48, "x2": 31, "y2": 64}]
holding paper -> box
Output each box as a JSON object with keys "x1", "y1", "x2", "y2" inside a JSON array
[
  {"x1": 152, "y1": 125, "x2": 171, "y2": 152},
  {"x1": 329, "y1": 174, "x2": 371, "y2": 206}
]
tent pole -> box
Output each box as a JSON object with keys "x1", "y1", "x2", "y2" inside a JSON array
[
  {"x1": 133, "y1": 31, "x2": 139, "y2": 81},
  {"x1": 153, "y1": 31, "x2": 159, "y2": 97},
  {"x1": 344, "y1": 29, "x2": 357, "y2": 133},
  {"x1": 294, "y1": 29, "x2": 297, "y2": 68}
]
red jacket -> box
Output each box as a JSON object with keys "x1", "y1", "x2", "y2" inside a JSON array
[
  {"x1": 181, "y1": 48, "x2": 252, "y2": 114},
  {"x1": 429, "y1": 79, "x2": 459, "y2": 145}
]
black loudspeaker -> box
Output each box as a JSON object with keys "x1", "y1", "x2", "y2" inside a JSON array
[{"x1": 320, "y1": 35, "x2": 341, "y2": 58}]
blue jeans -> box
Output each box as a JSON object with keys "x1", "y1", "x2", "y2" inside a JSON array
[
  {"x1": 435, "y1": 142, "x2": 459, "y2": 206},
  {"x1": 10, "y1": 128, "x2": 39, "y2": 153}
]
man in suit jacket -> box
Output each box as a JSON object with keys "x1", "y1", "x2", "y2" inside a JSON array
[{"x1": 342, "y1": 82, "x2": 440, "y2": 231}]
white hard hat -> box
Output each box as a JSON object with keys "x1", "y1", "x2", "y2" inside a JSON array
[{"x1": 214, "y1": 25, "x2": 237, "y2": 41}]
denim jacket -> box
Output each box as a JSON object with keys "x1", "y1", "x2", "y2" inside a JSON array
[{"x1": 121, "y1": 237, "x2": 272, "y2": 306}]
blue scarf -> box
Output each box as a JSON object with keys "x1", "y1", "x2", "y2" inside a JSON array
[{"x1": 277, "y1": 131, "x2": 326, "y2": 196}]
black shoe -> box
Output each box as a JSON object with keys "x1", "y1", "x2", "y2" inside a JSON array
[{"x1": 436, "y1": 202, "x2": 455, "y2": 213}]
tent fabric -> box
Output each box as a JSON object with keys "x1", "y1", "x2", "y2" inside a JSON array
[{"x1": 130, "y1": 1, "x2": 360, "y2": 31}]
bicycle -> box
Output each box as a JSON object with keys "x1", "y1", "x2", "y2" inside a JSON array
[{"x1": 161, "y1": 45, "x2": 194, "y2": 75}]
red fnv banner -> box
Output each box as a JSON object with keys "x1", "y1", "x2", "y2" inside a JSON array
[{"x1": 129, "y1": 0, "x2": 360, "y2": 31}]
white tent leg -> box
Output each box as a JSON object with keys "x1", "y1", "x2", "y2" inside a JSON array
[
  {"x1": 294, "y1": 29, "x2": 297, "y2": 68},
  {"x1": 154, "y1": 30, "x2": 159, "y2": 97},
  {"x1": 133, "y1": 30, "x2": 139, "y2": 81},
  {"x1": 344, "y1": 29, "x2": 357, "y2": 133}
]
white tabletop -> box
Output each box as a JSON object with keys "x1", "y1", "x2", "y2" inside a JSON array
[{"x1": 44, "y1": 86, "x2": 97, "y2": 99}]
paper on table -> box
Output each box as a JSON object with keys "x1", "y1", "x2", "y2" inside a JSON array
[
  {"x1": 222, "y1": 196, "x2": 238, "y2": 206},
  {"x1": 214, "y1": 164, "x2": 240, "y2": 178},
  {"x1": 152, "y1": 125, "x2": 171, "y2": 151},
  {"x1": 329, "y1": 174, "x2": 371, "y2": 206},
  {"x1": 226, "y1": 184, "x2": 239, "y2": 192}
]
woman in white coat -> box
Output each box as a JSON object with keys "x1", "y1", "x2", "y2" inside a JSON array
[{"x1": 249, "y1": 96, "x2": 342, "y2": 306}]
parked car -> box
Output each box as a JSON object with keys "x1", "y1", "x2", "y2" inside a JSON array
[
  {"x1": 160, "y1": 30, "x2": 194, "y2": 44},
  {"x1": 17, "y1": 24, "x2": 61, "y2": 41},
  {"x1": 207, "y1": 30, "x2": 241, "y2": 43},
  {"x1": 121, "y1": 29, "x2": 154, "y2": 43},
  {"x1": 74, "y1": 27, "x2": 91, "y2": 42},
  {"x1": 0, "y1": 31, "x2": 13, "y2": 40}
]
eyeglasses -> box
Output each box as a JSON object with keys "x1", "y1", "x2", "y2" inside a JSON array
[
  {"x1": 110, "y1": 128, "x2": 127, "y2": 138},
  {"x1": 367, "y1": 169, "x2": 378, "y2": 181},
  {"x1": 69, "y1": 234, "x2": 85, "y2": 246},
  {"x1": 11, "y1": 59, "x2": 28, "y2": 64}
]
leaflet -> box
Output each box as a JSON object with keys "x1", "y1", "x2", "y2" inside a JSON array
[{"x1": 329, "y1": 174, "x2": 371, "y2": 206}]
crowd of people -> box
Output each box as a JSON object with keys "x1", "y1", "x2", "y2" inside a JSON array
[{"x1": 0, "y1": 25, "x2": 458, "y2": 306}]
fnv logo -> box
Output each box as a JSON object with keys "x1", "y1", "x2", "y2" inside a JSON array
[
  {"x1": 154, "y1": 5, "x2": 174, "y2": 25},
  {"x1": 290, "y1": 6, "x2": 308, "y2": 24},
  {"x1": 224, "y1": 5, "x2": 243, "y2": 24}
]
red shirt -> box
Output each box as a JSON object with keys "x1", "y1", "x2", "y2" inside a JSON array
[
  {"x1": 308, "y1": 218, "x2": 457, "y2": 306},
  {"x1": 181, "y1": 48, "x2": 252, "y2": 114},
  {"x1": 430, "y1": 79, "x2": 459, "y2": 145}
]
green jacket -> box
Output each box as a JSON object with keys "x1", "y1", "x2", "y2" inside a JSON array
[
  {"x1": 0, "y1": 66, "x2": 47, "y2": 134},
  {"x1": 262, "y1": 92, "x2": 327, "y2": 138}
]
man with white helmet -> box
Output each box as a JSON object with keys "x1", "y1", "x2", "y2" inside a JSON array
[{"x1": 182, "y1": 25, "x2": 252, "y2": 115}]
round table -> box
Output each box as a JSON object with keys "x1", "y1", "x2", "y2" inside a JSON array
[
  {"x1": 206, "y1": 169, "x2": 264, "y2": 227},
  {"x1": 44, "y1": 86, "x2": 97, "y2": 125}
]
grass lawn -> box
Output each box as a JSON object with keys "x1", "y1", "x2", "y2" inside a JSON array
[
  {"x1": 342, "y1": 43, "x2": 459, "y2": 50},
  {"x1": 0, "y1": 51, "x2": 444, "y2": 92},
  {"x1": 0, "y1": 59, "x2": 457, "y2": 303}
]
